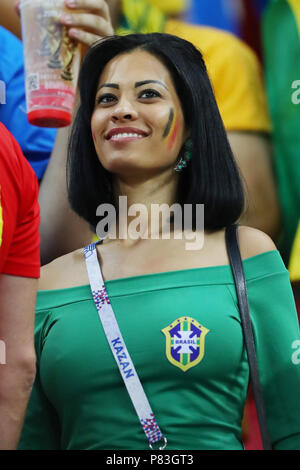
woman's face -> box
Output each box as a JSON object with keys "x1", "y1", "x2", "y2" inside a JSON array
[{"x1": 91, "y1": 49, "x2": 188, "y2": 177}]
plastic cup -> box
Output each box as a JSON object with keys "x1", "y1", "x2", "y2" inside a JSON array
[{"x1": 20, "y1": 0, "x2": 81, "y2": 128}]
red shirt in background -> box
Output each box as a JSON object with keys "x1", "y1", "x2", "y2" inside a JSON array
[{"x1": 0, "y1": 122, "x2": 40, "y2": 278}]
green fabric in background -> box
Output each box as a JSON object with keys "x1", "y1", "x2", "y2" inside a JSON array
[{"x1": 262, "y1": 0, "x2": 300, "y2": 263}]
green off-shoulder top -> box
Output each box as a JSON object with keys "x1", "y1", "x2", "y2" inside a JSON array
[{"x1": 19, "y1": 250, "x2": 300, "y2": 450}]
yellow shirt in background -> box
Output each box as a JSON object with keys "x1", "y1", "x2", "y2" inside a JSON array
[
  {"x1": 165, "y1": 19, "x2": 271, "y2": 132},
  {"x1": 147, "y1": 0, "x2": 188, "y2": 14}
]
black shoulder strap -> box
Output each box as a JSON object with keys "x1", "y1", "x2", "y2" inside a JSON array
[{"x1": 225, "y1": 224, "x2": 272, "y2": 450}]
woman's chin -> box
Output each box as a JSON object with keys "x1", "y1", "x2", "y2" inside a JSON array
[{"x1": 101, "y1": 157, "x2": 152, "y2": 175}]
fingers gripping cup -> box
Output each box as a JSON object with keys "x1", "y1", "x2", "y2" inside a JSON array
[{"x1": 20, "y1": 0, "x2": 81, "y2": 127}]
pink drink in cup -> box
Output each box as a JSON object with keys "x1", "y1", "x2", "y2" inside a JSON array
[{"x1": 20, "y1": 0, "x2": 81, "y2": 127}]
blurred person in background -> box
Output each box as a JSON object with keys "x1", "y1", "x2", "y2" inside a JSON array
[{"x1": 0, "y1": 123, "x2": 40, "y2": 449}]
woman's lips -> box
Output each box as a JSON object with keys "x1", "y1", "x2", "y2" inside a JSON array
[{"x1": 105, "y1": 127, "x2": 149, "y2": 142}]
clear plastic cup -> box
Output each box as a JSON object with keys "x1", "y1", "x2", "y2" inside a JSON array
[{"x1": 20, "y1": 0, "x2": 81, "y2": 127}]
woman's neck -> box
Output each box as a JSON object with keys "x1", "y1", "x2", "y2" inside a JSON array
[{"x1": 104, "y1": 171, "x2": 180, "y2": 244}]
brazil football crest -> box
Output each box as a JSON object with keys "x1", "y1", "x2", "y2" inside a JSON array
[{"x1": 162, "y1": 317, "x2": 210, "y2": 372}]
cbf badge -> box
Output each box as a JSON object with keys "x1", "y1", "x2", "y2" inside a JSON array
[{"x1": 162, "y1": 317, "x2": 210, "y2": 372}]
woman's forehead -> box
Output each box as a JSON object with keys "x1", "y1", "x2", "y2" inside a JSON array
[{"x1": 97, "y1": 49, "x2": 174, "y2": 88}]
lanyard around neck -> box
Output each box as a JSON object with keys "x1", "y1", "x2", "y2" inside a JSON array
[{"x1": 84, "y1": 242, "x2": 167, "y2": 450}]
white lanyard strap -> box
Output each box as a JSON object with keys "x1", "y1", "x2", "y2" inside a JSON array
[{"x1": 84, "y1": 242, "x2": 167, "y2": 449}]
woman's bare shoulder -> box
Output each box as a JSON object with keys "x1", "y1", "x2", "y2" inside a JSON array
[
  {"x1": 38, "y1": 248, "x2": 89, "y2": 290},
  {"x1": 237, "y1": 225, "x2": 277, "y2": 260}
]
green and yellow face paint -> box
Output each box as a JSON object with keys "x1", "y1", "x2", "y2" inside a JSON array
[{"x1": 163, "y1": 108, "x2": 179, "y2": 151}]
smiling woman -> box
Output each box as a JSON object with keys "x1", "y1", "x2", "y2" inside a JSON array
[
  {"x1": 18, "y1": 34, "x2": 300, "y2": 451},
  {"x1": 90, "y1": 49, "x2": 186, "y2": 177},
  {"x1": 67, "y1": 33, "x2": 244, "y2": 232}
]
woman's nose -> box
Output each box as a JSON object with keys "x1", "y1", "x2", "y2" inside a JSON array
[{"x1": 111, "y1": 99, "x2": 138, "y2": 122}]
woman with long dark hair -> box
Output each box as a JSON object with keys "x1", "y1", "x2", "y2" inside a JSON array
[{"x1": 19, "y1": 33, "x2": 300, "y2": 450}]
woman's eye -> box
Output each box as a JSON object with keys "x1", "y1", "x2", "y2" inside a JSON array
[
  {"x1": 139, "y1": 89, "x2": 161, "y2": 99},
  {"x1": 96, "y1": 94, "x2": 117, "y2": 105}
]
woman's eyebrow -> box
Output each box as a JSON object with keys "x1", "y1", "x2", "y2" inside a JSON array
[
  {"x1": 97, "y1": 83, "x2": 120, "y2": 91},
  {"x1": 135, "y1": 80, "x2": 169, "y2": 90}
]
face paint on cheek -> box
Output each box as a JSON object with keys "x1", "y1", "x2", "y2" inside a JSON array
[
  {"x1": 167, "y1": 117, "x2": 179, "y2": 151},
  {"x1": 163, "y1": 108, "x2": 175, "y2": 139},
  {"x1": 162, "y1": 108, "x2": 178, "y2": 151}
]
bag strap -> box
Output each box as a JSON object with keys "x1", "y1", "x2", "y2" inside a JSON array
[{"x1": 225, "y1": 224, "x2": 272, "y2": 450}]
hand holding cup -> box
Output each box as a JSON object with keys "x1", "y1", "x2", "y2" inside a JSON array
[{"x1": 60, "y1": 0, "x2": 115, "y2": 47}]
